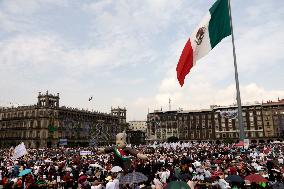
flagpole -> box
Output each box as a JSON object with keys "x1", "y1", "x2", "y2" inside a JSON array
[{"x1": 228, "y1": 0, "x2": 245, "y2": 141}]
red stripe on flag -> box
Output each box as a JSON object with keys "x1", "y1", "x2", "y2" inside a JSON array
[{"x1": 176, "y1": 38, "x2": 194, "y2": 87}]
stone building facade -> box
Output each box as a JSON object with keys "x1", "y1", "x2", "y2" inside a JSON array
[
  {"x1": 128, "y1": 121, "x2": 147, "y2": 132},
  {"x1": 0, "y1": 91, "x2": 127, "y2": 148},
  {"x1": 126, "y1": 130, "x2": 146, "y2": 145},
  {"x1": 147, "y1": 99, "x2": 284, "y2": 143}
]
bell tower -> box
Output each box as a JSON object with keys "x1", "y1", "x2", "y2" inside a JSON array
[
  {"x1": 111, "y1": 106, "x2": 127, "y2": 124},
  {"x1": 37, "y1": 91, "x2": 60, "y2": 108}
]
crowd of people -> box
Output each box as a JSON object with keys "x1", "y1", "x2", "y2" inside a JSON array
[{"x1": 0, "y1": 142, "x2": 284, "y2": 189}]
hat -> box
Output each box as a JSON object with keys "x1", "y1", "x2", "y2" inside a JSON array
[
  {"x1": 140, "y1": 184, "x2": 146, "y2": 188},
  {"x1": 105, "y1": 176, "x2": 112, "y2": 181}
]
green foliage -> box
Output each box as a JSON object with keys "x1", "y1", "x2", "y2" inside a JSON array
[{"x1": 48, "y1": 125, "x2": 57, "y2": 132}]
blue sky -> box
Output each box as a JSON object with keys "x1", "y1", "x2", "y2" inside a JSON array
[{"x1": 0, "y1": 0, "x2": 283, "y2": 121}]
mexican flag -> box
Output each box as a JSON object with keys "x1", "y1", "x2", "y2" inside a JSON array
[{"x1": 176, "y1": 0, "x2": 231, "y2": 86}]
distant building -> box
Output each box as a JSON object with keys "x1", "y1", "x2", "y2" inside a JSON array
[
  {"x1": 111, "y1": 107, "x2": 127, "y2": 124},
  {"x1": 147, "y1": 99, "x2": 284, "y2": 143},
  {"x1": 128, "y1": 121, "x2": 147, "y2": 132},
  {"x1": 126, "y1": 130, "x2": 146, "y2": 145},
  {"x1": 0, "y1": 91, "x2": 126, "y2": 148}
]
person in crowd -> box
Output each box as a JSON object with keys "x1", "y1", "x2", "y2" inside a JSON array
[{"x1": 0, "y1": 142, "x2": 283, "y2": 188}]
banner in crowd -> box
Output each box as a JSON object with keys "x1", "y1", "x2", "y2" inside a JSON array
[
  {"x1": 11, "y1": 142, "x2": 28, "y2": 160},
  {"x1": 80, "y1": 151, "x2": 93, "y2": 156},
  {"x1": 59, "y1": 139, "x2": 67, "y2": 146},
  {"x1": 148, "y1": 142, "x2": 193, "y2": 150},
  {"x1": 217, "y1": 109, "x2": 238, "y2": 119},
  {"x1": 244, "y1": 139, "x2": 250, "y2": 149}
]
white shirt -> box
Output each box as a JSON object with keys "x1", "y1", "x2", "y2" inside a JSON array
[
  {"x1": 204, "y1": 170, "x2": 211, "y2": 178},
  {"x1": 91, "y1": 184, "x2": 102, "y2": 189},
  {"x1": 113, "y1": 178, "x2": 119, "y2": 189},
  {"x1": 153, "y1": 178, "x2": 163, "y2": 187},
  {"x1": 278, "y1": 158, "x2": 283, "y2": 164},
  {"x1": 160, "y1": 171, "x2": 168, "y2": 183},
  {"x1": 106, "y1": 181, "x2": 116, "y2": 189},
  {"x1": 218, "y1": 179, "x2": 231, "y2": 189}
]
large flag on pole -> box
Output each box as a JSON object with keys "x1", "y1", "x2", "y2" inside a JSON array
[{"x1": 176, "y1": 0, "x2": 231, "y2": 86}]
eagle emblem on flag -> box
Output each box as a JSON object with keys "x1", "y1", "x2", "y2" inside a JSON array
[{"x1": 195, "y1": 26, "x2": 206, "y2": 45}]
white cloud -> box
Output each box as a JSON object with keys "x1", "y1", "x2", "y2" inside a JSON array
[
  {"x1": 156, "y1": 77, "x2": 284, "y2": 110},
  {"x1": 0, "y1": 33, "x2": 154, "y2": 77},
  {"x1": 0, "y1": 0, "x2": 283, "y2": 121},
  {"x1": 0, "y1": 0, "x2": 69, "y2": 14}
]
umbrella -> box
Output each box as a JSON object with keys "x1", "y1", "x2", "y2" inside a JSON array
[
  {"x1": 193, "y1": 161, "x2": 201, "y2": 167},
  {"x1": 120, "y1": 172, "x2": 148, "y2": 185},
  {"x1": 234, "y1": 141, "x2": 244, "y2": 147},
  {"x1": 263, "y1": 148, "x2": 271, "y2": 154},
  {"x1": 86, "y1": 170, "x2": 93, "y2": 176},
  {"x1": 111, "y1": 166, "x2": 122, "y2": 173},
  {"x1": 245, "y1": 174, "x2": 268, "y2": 184},
  {"x1": 225, "y1": 175, "x2": 244, "y2": 183},
  {"x1": 212, "y1": 171, "x2": 223, "y2": 176},
  {"x1": 18, "y1": 169, "x2": 32, "y2": 177},
  {"x1": 89, "y1": 163, "x2": 103, "y2": 169},
  {"x1": 44, "y1": 159, "x2": 53, "y2": 163},
  {"x1": 272, "y1": 182, "x2": 284, "y2": 189},
  {"x1": 271, "y1": 168, "x2": 281, "y2": 173},
  {"x1": 179, "y1": 173, "x2": 191, "y2": 181},
  {"x1": 164, "y1": 181, "x2": 190, "y2": 189},
  {"x1": 215, "y1": 159, "x2": 222, "y2": 164},
  {"x1": 78, "y1": 175, "x2": 88, "y2": 184}
]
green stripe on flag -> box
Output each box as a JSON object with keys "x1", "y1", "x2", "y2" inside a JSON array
[{"x1": 209, "y1": 0, "x2": 231, "y2": 48}]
